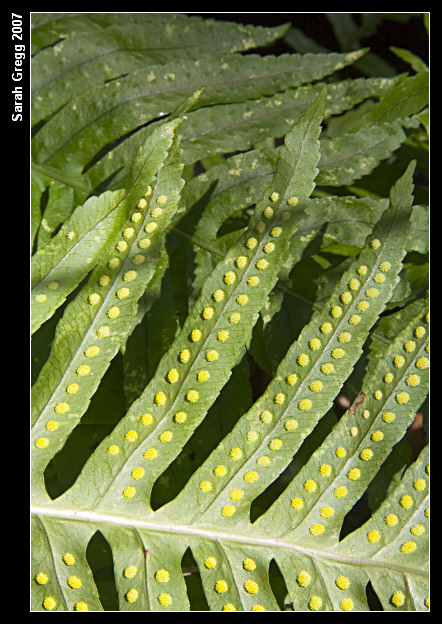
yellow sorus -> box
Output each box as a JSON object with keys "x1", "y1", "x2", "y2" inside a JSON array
[
  {"x1": 155, "y1": 569, "x2": 170, "y2": 583},
  {"x1": 215, "y1": 580, "x2": 229, "y2": 594},
  {"x1": 123, "y1": 486, "x2": 136, "y2": 499},
  {"x1": 379, "y1": 261, "x2": 391, "y2": 272},
  {"x1": 131, "y1": 467, "x2": 145, "y2": 480},
  {"x1": 393, "y1": 355, "x2": 405, "y2": 368},
  {"x1": 117, "y1": 287, "x2": 130, "y2": 300},
  {"x1": 166, "y1": 369, "x2": 179, "y2": 383},
  {"x1": 360, "y1": 448, "x2": 374, "y2": 461},
  {"x1": 223, "y1": 271, "x2": 236, "y2": 285},
  {"x1": 125, "y1": 430, "x2": 139, "y2": 442},
  {"x1": 244, "y1": 580, "x2": 259, "y2": 594},
  {"x1": 366, "y1": 288, "x2": 379, "y2": 299},
  {"x1": 131, "y1": 212, "x2": 142, "y2": 223},
  {"x1": 374, "y1": 390, "x2": 383, "y2": 400},
  {"x1": 257, "y1": 455, "x2": 271, "y2": 467},
  {"x1": 156, "y1": 195, "x2": 167, "y2": 205},
  {"x1": 204, "y1": 557, "x2": 217, "y2": 569},
  {"x1": 309, "y1": 524, "x2": 325, "y2": 536},
  {"x1": 43, "y1": 597, "x2": 57, "y2": 610},
  {"x1": 197, "y1": 370, "x2": 210, "y2": 382},
  {"x1": 319, "y1": 464, "x2": 332, "y2": 477},
  {"x1": 357, "y1": 265, "x2": 368, "y2": 276},
  {"x1": 212, "y1": 289, "x2": 225, "y2": 302},
  {"x1": 229, "y1": 448, "x2": 243, "y2": 460},
  {"x1": 143, "y1": 448, "x2": 158, "y2": 461},
  {"x1": 298, "y1": 399, "x2": 312, "y2": 411},
  {"x1": 340, "y1": 598, "x2": 354, "y2": 611},
  {"x1": 362, "y1": 410, "x2": 370, "y2": 419},
  {"x1": 269, "y1": 438, "x2": 282, "y2": 451},
  {"x1": 140, "y1": 413, "x2": 153, "y2": 426},
  {"x1": 406, "y1": 374, "x2": 420, "y2": 387},
  {"x1": 287, "y1": 373, "x2": 298, "y2": 386},
  {"x1": 347, "y1": 468, "x2": 361, "y2": 480},
  {"x1": 229, "y1": 489, "x2": 244, "y2": 501},
  {"x1": 348, "y1": 314, "x2": 361, "y2": 325},
  {"x1": 46, "y1": 421, "x2": 59, "y2": 431},
  {"x1": 271, "y1": 227, "x2": 282, "y2": 237},
  {"x1": 384, "y1": 514, "x2": 398, "y2": 527},
  {"x1": 138, "y1": 198, "x2": 148, "y2": 208},
  {"x1": 331, "y1": 348, "x2": 345, "y2": 359},
  {"x1": 404, "y1": 341, "x2": 416, "y2": 352},
  {"x1": 116, "y1": 240, "x2": 128, "y2": 252},
  {"x1": 395, "y1": 391, "x2": 409, "y2": 404},
  {"x1": 260, "y1": 410, "x2": 273, "y2": 424},
  {"x1": 132, "y1": 254, "x2": 145, "y2": 265},
  {"x1": 54, "y1": 402, "x2": 69, "y2": 415},
  {"x1": 85, "y1": 345, "x2": 100, "y2": 358},
  {"x1": 151, "y1": 207, "x2": 163, "y2": 218},
  {"x1": 88, "y1": 293, "x2": 101, "y2": 305},
  {"x1": 296, "y1": 570, "x2": 311, "y2": 587},
  {"x1": 382, "y1": 412, "x2": 395, "y2": 423},
  {"x1": 229, "y1": 312, "x2": 241, "y2": 324},
  {"x1": 159, "y1": 431, "x2": 173, "y2": 443},
  {"x1": 414, "y1": 326, "x2": 426, "y2": 338},
  {"x1": 340, "y1": 292, "x2": 352, "y2": 305},
  {"x1": 367, "y1": 530, "x2": 380, "y2": 543},
  {"x1": 154, "y1": 392, "x2": 167, "y2": 406},
  {"x1": 338, "y1": 332, "x2": 351, "y2": 343},
  {"x1": 410, "y1": 524, "x2": 425, "y2": 536},
  {"x1": 246, "y1": 237, "x2": 258, "y2": 249},
  {"x1": 256, "y1": 259, "x2": 269, "y2": 270},
  {"x1": 123, "y1": 565, "x2": 138, "y2": 579},
  {"x1": 191, "y1": 329, "x2": 202, "y2": 342},
  {"x1": 320, "y1": 506, "x2": 334, "y2": 519},
  {"x1": 291, "y1": 497, "x2": 304, "y2": 510},
  {"x1": 235, "y1": 256, "x2": 248, "y2": 268},
  {"x1": 99, "y1": 275, "x2": 111, "y2": 287},
  {"x1": 320, "y1": 322, "x2": 333, "y2": 334},
  {"x1": 237, "y1": 294, "x2": 249, "y2": 305},
  {"x1": 391, "y1": 591, "x2": 406, "y2": 607},
  {"x1": 243, "y1": 558, "x2": 256, "y2": 571},
  {"x1": 35, "y1": 572, "x2": 49, "y2": 585},
  {"x1": 336, "y1": 447, "x2": 346, "y2": 458},
  {"x1": 400, "y1": 495, "x2": 413, "y2": 509},
  {"x1": 309, "y1": 338, "x2": 321, "y2": 350},
  {"x1": 124, "y1": 270, "x2": 137, "y2": 282},
  {"x1": 107, "y1": 445, "x2": 120, "y2": 455},
  {"x1": 371, "y1": 239, "x2": 381, "y2": 250},
  {"x1": 263, "y1": 206, "x2": 274, "y2": 219},
  {"x1": 373, "y1": 273, "x2": 386, "y2": 284},
  {"x1": 123, "y1": 227, "x2": 135, "y2": 239},
  {"x1": 308, "y1": 380, "x2": 323, "y2": 394},
  {"x1": 255, "y1": 221, "x2": 266, "y2": 233},
  {"x1": 248, "y1": 276, "x2": 260, "y2": 287},
  {"x1": 330, "y1": 306, "x2": 343, "y2": 318},
  {"x1": 126, "y1": 589, "x2": 139, "y2": 603},
  {"x1": 308, "y1": 596, "x2": 322, "y2": 611},
  {"x1": 348, "y1": 278, "x2": 360, "y2": 291},
  {"x1": 264, "y1": 242, "x2": 275, "y2": 254},
  {"x1": 415, "y1": 357, "x2": 429, "y2": 369},
  {"x1": 304, "y1": 479, "x2": 317, "y2": 492},
  {"x1": 108, "y1": 257, "x2": 121, "y2": 269},
  {"x1": 288, "y1": 196, "x2": 298, "y2": 206},
  {"x1": 297, "y1": 353, "x2": 310, "y2": 366},
  {"x1": 67, "y1": 575, "x2": 82, "y2": 589},
  {"x1": 274, "y1": 393, "x2": 285, "y2": 405},
  {"x1": 270, "y1": 192, "x2": 280, "y2": 202},
  {"x1": 333, "y1": 486, "x2": 348, "y2": 498},
  {"x1": 214, "y1": 465, "x2": 227, "y2": 478},
  {"x1": 335, "y1": 575, "x2": 350, "y2": 590},
  {"x1": 221, "y1": 505, "x2": 236, "y2": 518},
  {"x1": 74, "y1": 602, "x2": 89, "y2": 611},
  {"x1": 350, "y1": 426, "x2": 358, "y2": 437},
  {"x1": 223, "y1": 603, "x2": 236, "y2": 611},
  {"x1": 244, "y1": 471, "x2": 259, "y2": 483},
  {"x1": 413, "y1": 478, "x2": 426, "y2": 491},
  {"x1": 138, "y1": 238, "x2": 151, "y2": 249},
  {"x1": 217, "y1": 330, "x2": 229, "y2": 342},
  {"x1": 384, "y1": 372, "x2": 394, "y2": 383},
  {"x1": 205, "y1": 349, "x2": 219, "y2": 362},
  {"x1": 186, "y1": 390, "x2": 199, "y2": 403},
  {"x1": 321, "y1": 363, "x2": 335, "y2": 375},
  {"x1": 357, "y1": 300, "x2": 369, "y2": 312},
  {"x1": 371, "y1": 431, "x2": 384, "y2": 442},
  {"x1": 400, "y1": 541, "x2": 417, "y2": 554},
  {"x1": 107, "y1": 306, "x2": 120, "y2": 319},
  {"x1": 144, "y1": 222, "x2": 158, "y2": 234},
  {"x1": 180, "y1": 349, "x2": 191, "y2": 363},
  {"x1": 97, "y1": 325, "x2": 111, "y2": 338},
  {"x1": 174, "y1": 412, "x2": 187, "y2": 424},
  {"x1": 158, "y1": 592, "x2": 172, "y2": 607}
]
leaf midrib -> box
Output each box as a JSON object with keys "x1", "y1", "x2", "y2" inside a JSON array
[{"x1": 30, "y1": 505, "x2": 427, "y2": 579}]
